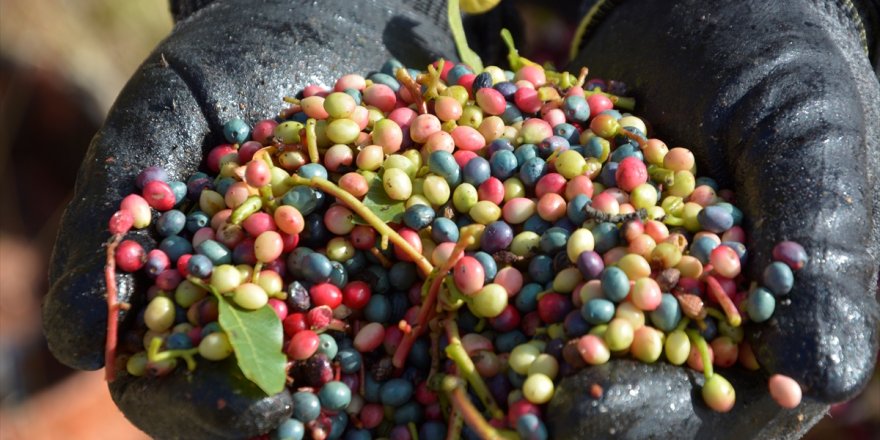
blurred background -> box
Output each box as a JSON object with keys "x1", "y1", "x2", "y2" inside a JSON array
[{"x1": 0, "y1": 0, "x2": 876, "y2": 439}]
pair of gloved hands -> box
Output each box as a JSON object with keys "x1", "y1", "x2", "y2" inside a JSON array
[{"x1": 43, "y1": 0, "x2": 880, "y2": 438}]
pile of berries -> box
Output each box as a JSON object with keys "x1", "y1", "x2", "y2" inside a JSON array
[{"x1": 104, "y1": 57, "x2": 807, "y2": 440}]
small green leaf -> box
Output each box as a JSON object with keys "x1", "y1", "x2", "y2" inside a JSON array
[
  {"x1": 354, "y1": 175, "x2": 405, "y2": 224},
  {"x1": 217, "y1": 297, "x2": 286, "y2": 395}
]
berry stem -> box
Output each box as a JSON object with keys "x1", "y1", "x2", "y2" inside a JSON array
[
  {"x1": 418, "y1": 60, "x2": 446, "y2": 100},
  {"x1": 393, "y1": 225, "x2": 481, "y2": 368},
  {"x1": 305, "y1": 118, "x2": 319, "y2": 165},
  {"x1": 685, "y1": 329, "x2": 714, "y2": 380},
  {"x1": 396, "y1": 68, "x2": 427, "y2": 115},
  {"x1": 147, "y1": 336, "x2": 200, "y2": 371},
  {"x1": 446, "y1": 405, "x2": 463, "y2": 440},
  {"x1": 443, "y1": 318, "x2": 504, "y2": 421},
  {"x1": 619, "y1": 127, "x2": 647, "y2": 149},
  {"x1": 104, "y1": 233, "x2": 126, "y2": 381},
  {"x1": 705, "y1": 275, "x2": 742, "y2": 327},
  {"x1": 442, "y1": 375, "x2": 502, "y2": 440},
  {"x1": 287, "y1": 175, "x2": 434, "y2": 275}
]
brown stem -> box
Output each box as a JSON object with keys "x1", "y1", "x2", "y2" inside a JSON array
[{"x1": 396, "y1": 68, "x2": 428, "y2": 114}]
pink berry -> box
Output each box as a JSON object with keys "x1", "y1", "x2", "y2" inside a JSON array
[
  {"x1": 245, "y1": 159, "x2": 271, "y2": 187},
  {"x1": 453, "y1": 256, "x2": 485, "y2": 296},
  {"x1": 354, "y1": 322, "x2": 385, "y2": 353},
  {"x1": 710, "y1": 245, "x2": 741, "y2": 278},
  {"x1": 615, "y1": 156, "x2": 649, "y2": 192},
  {"x1": 768, "y1": 374, "x2": 802, "y2": 409},
  {"x1": 108, "y1": 209, "x2": 134, "y2": 235}
]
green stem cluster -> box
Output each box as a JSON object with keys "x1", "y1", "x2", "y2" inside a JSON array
[{"x1": 443, "y1": 319, "x2": 504, "y2": 421}]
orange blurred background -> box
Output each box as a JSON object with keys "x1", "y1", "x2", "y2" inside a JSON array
[{"x1": 0, "y1": 1, "x2": 876, "y2": 439}]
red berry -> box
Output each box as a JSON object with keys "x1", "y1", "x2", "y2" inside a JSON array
[
  {"x1": 342, "y1": 281, "x2": 371, "y2": 309},
  {"x1": 251, "y1": 119, "x2": 278, "y2": 144},
  {"x1": 108, "y1": 210, "x2": 134, "y2": 235},
  {"x1": 489, "y1": 304, "x2": 521, "y2": 332},
  {"x1": 206, "y1": 144, "x2": 237, "y2": 173},
  {"x1": 478, "y1": 177, "x2": 504, "y2": 205},
  {"x1": 155, "y1": 269, "x2": 183, "y2": 291},
  {"x1": 383, "y1": 325, "x2": 403, "y2": 355},
  {"x1": 176, "y1": 254, "x2": 192, "y2": 277},
  {"x1": 310, "y1": 283, "x2": 343, "y2": 309},
  {"x1": 537, "y1": 292, "x2": 571, "y2": 324},
  {"x1": 268, "y1": 298, "x2": 288, "y2": 321},
  {"x1": 287, "y1": 329, "x2": 320, "y2": 360},
  {"x1": 115, "y1": 239, "x2": 146, "y2": 272},
  {"x1": 283, "y1": 313, "x2": 308, "y2": 336},
  {"x1": 350, "y1": 225, "x2": 376, "y2": 250},
  {"x1": 508, "y1": 399, "x2": 541, "y2": 427},
  {"x1": 142, "y1": 180, "x2": 176, "y2": 211},
  {"x1": 307, "y1": 305, "x2": 333, "y2": 330}
]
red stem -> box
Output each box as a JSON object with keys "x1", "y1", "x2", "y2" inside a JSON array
[
  {"x1": 392, "y1": 234, "x2": 473, "y2": 368},
  {"x1": 104, "y1": 234, "x2": 125, "y2": 381},
  {"x1": 706, "y1": 275, "x2": 742, "y2": 327}
]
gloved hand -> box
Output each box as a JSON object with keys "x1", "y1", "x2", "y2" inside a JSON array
[
  {"x1": 42, "y1": 1, "x2": 456, "y2": 438},
  {"x1": 549, "y1": 0, "x2": 880, "y2": 438},
  {"x1": 41, "y1": 1, "x2": 880, "y2": 440}
]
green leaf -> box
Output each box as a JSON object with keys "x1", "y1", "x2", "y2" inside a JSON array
[
  {"x1": 217, "y1": 297, "x2": 287, "y2": 396},
  {"x1": 354, "y1": 175, "x2": 405, "y2": 224}
]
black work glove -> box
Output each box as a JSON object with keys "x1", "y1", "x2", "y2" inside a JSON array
[
  {"x1": 549, "y1": 0, "x2": 880, "y2": 438},
  {"x1": 42, "y1": 1, "x2": 455, "y2": 438}
]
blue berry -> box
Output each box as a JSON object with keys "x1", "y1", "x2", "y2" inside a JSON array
[
  {"x1": 601, "y1": 267, "x2": 630, "y2": 302},
  {"x1": 763, "y1": 262, "x2": 794, "y2": 296},
  {"x1": 582, "y1": 298, "x2": 616, "y2": 324},
  {"x1": 187, "y1": 254, "x2": 214, "y2": 278},
  {"x1": 431, "y1": 217, "x2": 459, "y2": 243},
  {"x1": 223, "y1": 118, "x2": 250, "y2": 144},
  {"x1": 156, "y1": 210, "x2": 186, "y2": 237},
  {"x1": 403, "y1": 204, "x2": 435, "y2": 230},
  {"x1": 291, "y1": 391, "x2": 321, "y2": 422}
]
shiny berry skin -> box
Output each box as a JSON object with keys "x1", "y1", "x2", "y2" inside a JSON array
[
  {"x1": 538, "y1": 293, "x2": 571, "y2": 324},
  {"x1": 287, "y1": 330, "x2": 320, "y2": 360},
  {"x1": 615, "y1": 156, "x2": 648, "y2": 192},
  {"x1": 342, "y1": 281, "x2": 371, "y2": 309},
  {"x1": 142, "y1": 180, "x2": 176, "y2": 211},
  {"x1": 309, "y1": 283, "x2": 342, "y2": 309},
  {"x1": 283, "y1": 313, "x2": 308, "y2": 336},
  {"x1": 115, "y1": 240, "x2": 146, "y2": 272},
  {"x1": 453, "y1": 256, "x2": 485, "y2": 296}
]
